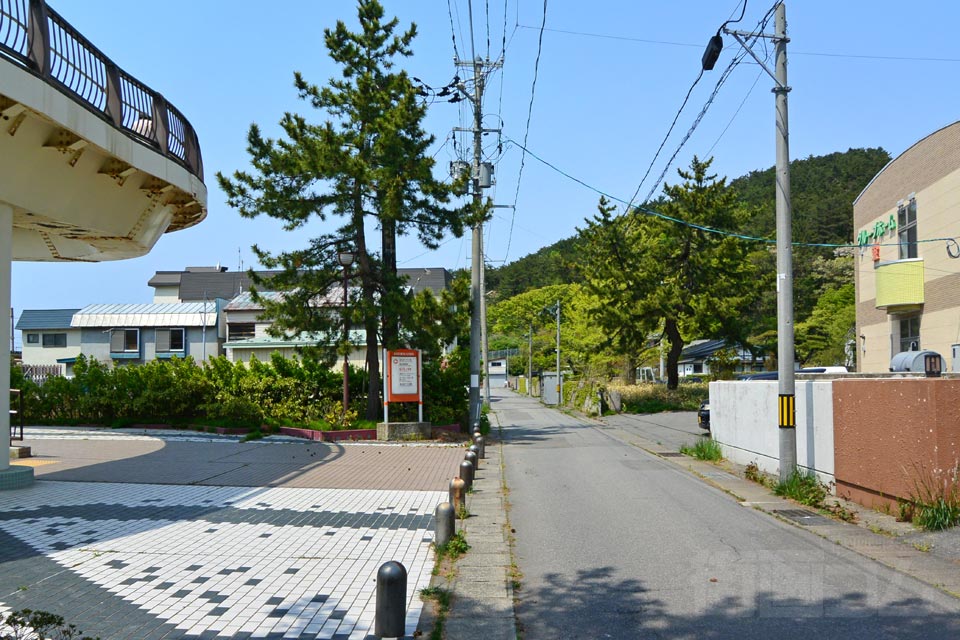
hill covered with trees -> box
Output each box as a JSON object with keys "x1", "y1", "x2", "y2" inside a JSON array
[{"x1": 485, "y1": 147, "x2": 891, "y2": 380}]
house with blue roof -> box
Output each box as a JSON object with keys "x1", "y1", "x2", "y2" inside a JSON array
[
  {"x1": 15, "y1": 309, "x2": 82, "y2": 375},
  {"x1": 16, "y1": 301, "x2": 225, "y2": 375}
]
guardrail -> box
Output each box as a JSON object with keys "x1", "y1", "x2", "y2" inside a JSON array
[{"x1": 0, "y1": 0, "x2": 203, "y2": 180}]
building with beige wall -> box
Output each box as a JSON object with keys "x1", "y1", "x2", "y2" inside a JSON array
[{"x1": 853, "y1": 121, "x2": 960, "y2": 373}]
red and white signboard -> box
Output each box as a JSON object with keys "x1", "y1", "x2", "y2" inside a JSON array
[
  {"x1": 383, "y1": 348, "x2": 423, "y2": 424},
  {"x1": 387, "y1": 349, "x2": 421, "y2": 402}
]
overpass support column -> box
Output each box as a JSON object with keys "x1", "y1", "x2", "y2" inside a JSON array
[
  {"x1": 1, "y1": 204, "x2": 12, "y2": 472},
  {"x1": 0, "y1": 203, "x2": 32, "y2": 488}
]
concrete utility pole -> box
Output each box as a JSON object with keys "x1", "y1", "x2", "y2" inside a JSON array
[
  {"x1": 480, "y1": 229, "x2": 491, "y2": 406},
  {"x1": 716, "y1": 3, "x2": 796, "y2": 481},
  {"x1": 772, "y1": 4, "x2": 797, "y2": 481},
  {"x1": 456, "y1": 57, "x2": 501, "y2": 426},
  {"x1": 555, "y1": 300, "x2": 562, "y2": 404},
  {"x1": 528, "y1": 323, "x2": 533, "y2": 397}
]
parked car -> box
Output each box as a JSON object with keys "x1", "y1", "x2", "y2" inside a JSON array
[{"x1": 697, "y1": 400, "x2": 710, "y2": 430}]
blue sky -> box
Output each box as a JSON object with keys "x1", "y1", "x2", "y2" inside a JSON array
[{"x1": 11, "y1": 1, "x2": 960, "y2": 330}]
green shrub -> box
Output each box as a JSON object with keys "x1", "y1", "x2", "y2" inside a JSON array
[{"x1": 200, "y1": 395, "x2": 264, "y2": 429}]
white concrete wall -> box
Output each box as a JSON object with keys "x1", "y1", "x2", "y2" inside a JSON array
[
  {"x1": 152, "y1": 286, "x2": 181, "y2": 303},
  {"x1": 710, "y1": 380, "x2": 835, "y2": 487},
  {"x1": 19, "y1": 328, "x2": 82, "y2": 367}
]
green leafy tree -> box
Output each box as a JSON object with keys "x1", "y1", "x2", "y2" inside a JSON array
[
  {"x1": 579, "y1": 158, "x2": 758, "y2": 389},
  {"x1": 795, "y1": 283, "x2": 856, "y2": 366},
  {"x1": 217, "y1": 0, "x2": 469, "y2": 420}
]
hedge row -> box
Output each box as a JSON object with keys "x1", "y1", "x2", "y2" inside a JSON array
[{"x1": 11, "y1": 349, "x2": 469, "y2": 430}]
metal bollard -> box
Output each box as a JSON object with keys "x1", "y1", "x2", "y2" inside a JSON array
[
  {"x1": 465, "y1": 450, "x2": 479, "y2": 473},
  {"x1": 474, "y1": 435, "x2": 485, "y2": 459},
  {"x1": 468, "y1": 444, "x2": 480, "y2": 467},
  {"x1": 449, "y1": 477, "x2": 466, "y2": 511},
  {"x1": 375, "y1": 560, "x2": 407, "y2": 638},
  {"x1": 435, "y1": 502, "x2": 455, "y2": 547},
  {"x1": 459, "y1": 459, "x2": 474, "y2": 490}
]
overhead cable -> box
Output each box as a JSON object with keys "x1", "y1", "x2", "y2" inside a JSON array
[{"x1": 503, "y1": 0, "x2": 548, "y2": 263}]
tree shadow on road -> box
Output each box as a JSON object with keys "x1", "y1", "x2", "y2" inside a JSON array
[{"x1": 514, "y1": 565, "x2": 960, "y2": 639}]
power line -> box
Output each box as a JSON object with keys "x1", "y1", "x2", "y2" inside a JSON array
[
  {"x1": 625, "y1": 67, "x2": 704, "y2": 211},
  {"x1": 446, "y1": 0, "x2": 461, "y2": 60},
  {"x1": 640, "y1": 3, "x2": 779, "y2": 202},
  {"x1": 642, "y1": 50, "x2": 746, "y2": 202},
  {"x1": 515, "y1": 24, "x2": 960, "y2": 63},
  {"x1": 703, "y1": 65, "x2": 764, "y2": 158},
  {"x1": 485, "y1": 0, "x2": 491, "y2": 59},
  {"x1": 467, "y1": 0, "x2": 477, "y2": 60},
  {"x1": 504, "y1": 0, "x2": 548, "y2": 263},
  {"x1": 502, "y1": 136, "x2": 960, "y2": 252}
]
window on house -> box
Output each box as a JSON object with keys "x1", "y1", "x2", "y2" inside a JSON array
[
  {"x1": 26, "y1": 333, "x2": 39, "y2": 344},
  {"x1": 229, "y1": 323, "x2": 255, "y2": 340},
  {"x1": 41, "y1": 333, "x2": 66, "y2": 348},
  {"x1": 899, "y1": 315, "x2": 921, "y2": 353},
  {"x1": 898, "y1": 198, "x2": 917, "y2": 260},
  {"x1": 111, "y1": 328, "x2": 140, "y2": 353},
  {"x1": 156, "y1": 328, "x2": 186, "y2": 353}
]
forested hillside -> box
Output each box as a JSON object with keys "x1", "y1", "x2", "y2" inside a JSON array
[
  {"x1": 485, "y1": 148, "x2": 891, "y2": 375},
  {"x1": 486, "y1": 147, "x2": 890, "y2": 298}
]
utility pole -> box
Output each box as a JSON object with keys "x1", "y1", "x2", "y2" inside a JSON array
[
  {"x1": 555, "y1": 300, "x2": 562, "y2": 405},
  {"x1": 455, "y1": 56, "x2": 501, "y2": 426},
  {"x1": 711, "y1": 3, "x2": 796, "y2": 481},
  {"x1": 480, "y1": 230, "x2": 490, "y2": 406},
  {"x1": 772, "y1": 4, "x2": 797, "y2": 481},
  {"x1": 528, "y1": 323, "x2": 533, "y2": 397}
]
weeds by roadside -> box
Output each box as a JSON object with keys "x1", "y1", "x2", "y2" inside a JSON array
[
  {"x1": 744, "y1": 462, "x2": 769, "y2": 486},
  {"x1": 774, "y1": 470, "x2": 828, "y2": 508},
  {"x1": 901, "y1": 463, "x2": 960, "y2": 531},
  {"x1": 419, "y1": 587, "x2": 451, "y2": 640},
  {"x1": 679, "y1": 438, "x2": 723, "y2": 462}
]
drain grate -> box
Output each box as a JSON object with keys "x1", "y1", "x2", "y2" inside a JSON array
[
  {"x1": 659, "y1": 452, "x2": 686, "y2": 457},
  {"x1": 774, "y1": 509, "x2": 834, "y2": 526}
]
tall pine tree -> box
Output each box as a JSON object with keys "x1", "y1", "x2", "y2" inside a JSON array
[
  {"x1": 217, "y1": 1, "x2": 469, "y2": 419},
  {"x1": 580, "y1": 158, "x2": 758, "y2": 388}
]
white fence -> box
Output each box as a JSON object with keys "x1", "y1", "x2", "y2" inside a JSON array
[{"x1": 709, "y1": 380, "x2": 836, "y2": 488}]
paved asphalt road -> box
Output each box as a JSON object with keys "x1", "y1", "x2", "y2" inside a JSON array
[
  {"x1": 496, "y1": 389, "x2": 960, "y2": 639},
  {"x1": 600, "y1": 409, "x2": 708, "y2": 452}
]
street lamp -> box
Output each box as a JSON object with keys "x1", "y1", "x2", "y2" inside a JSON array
[{"x1": 338, "y1": 250, "x2": 354, "y2": 420}]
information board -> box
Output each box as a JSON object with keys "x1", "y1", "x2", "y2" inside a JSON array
[{"x1": 387, "y1": 349, "x2": 420, "y2": 403}]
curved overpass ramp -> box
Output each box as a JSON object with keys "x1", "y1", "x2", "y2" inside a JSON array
[{"x1": 1, "y1": 0, "x2": 207, "y2": 487}]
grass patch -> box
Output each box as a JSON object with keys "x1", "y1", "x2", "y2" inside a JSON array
[
  {"x1": 903, "y1": 463, "x2": 960, "y2": 531},
  {"x1": 241, "y1": 429, "x2": 264, "y2": 442},
  {"x1": 679, "y1": 438, "x2": 723, "y2": 461},
  {"x1": 608, "y1": 381, "x2": 708, "y2": 414},
  {"x1": 774, "y1": 469, "x2": 828, "y2": 508}
]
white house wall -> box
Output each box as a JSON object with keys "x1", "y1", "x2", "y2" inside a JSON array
[
  {"x1": 709, "y1": 380, "x2": 835, "y2": 487},
  {"x1": 19, "y1": 328, "x2": 81, "y2": 368}
]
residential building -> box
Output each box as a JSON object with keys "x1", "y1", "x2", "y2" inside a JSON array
[
  {"x1": 147, "y1": 266, "x2": 450, "y2": 304},
  {"x1": 853, "y1": 120, "x2": 960, "y2": 373},
  {"x1": 71, "y1": 302, "x2": 223, "y2": 365},
  {"x1": 15, "y1": 309, "x2": 81, "y2": 376},
  {"x1": 222, "y1": 291, "x2": 366, "y2": 366},
  {"x1": 676, "y1": 339, "x2": 763, "y2": 378}
]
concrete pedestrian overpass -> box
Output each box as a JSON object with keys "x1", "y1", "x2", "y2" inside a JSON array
[{"x1": 1, "y1": 0, "x2": 207, "y2": 488}]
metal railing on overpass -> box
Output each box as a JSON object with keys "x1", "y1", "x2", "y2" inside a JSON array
[{"x1": 0, "y1": 0, "x2": 203, "y2": 180}]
